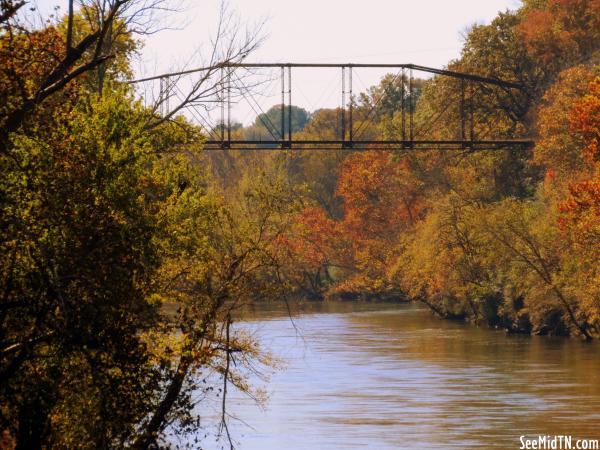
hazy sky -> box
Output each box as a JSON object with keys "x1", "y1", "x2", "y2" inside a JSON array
[
  {"x1": 34, "y1": 0, "x2": 522, "y2": 124},
  {"x1": 143, "y1": 0, "x2": 521, "y2": 68}
]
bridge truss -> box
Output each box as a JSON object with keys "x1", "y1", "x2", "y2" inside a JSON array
[{"x1": 131, "y1": 63, "x2": 534, "y2": 151}]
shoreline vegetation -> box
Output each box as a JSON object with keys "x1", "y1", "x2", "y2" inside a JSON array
[{"x1": 1, "y1": 0, "x2": 599, "y2": 448}]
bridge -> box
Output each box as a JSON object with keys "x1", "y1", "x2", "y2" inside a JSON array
[{"x1": 131, "y1": 63, "x2": 534, "y2": 151}]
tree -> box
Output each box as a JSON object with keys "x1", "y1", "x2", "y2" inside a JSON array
[
  {"x1": 0, "y1": 83, "x2": 297, "y2": 450},
  {"x1": 557, "y1": 75, "x2": 600, "y2": 334},
  {"x1": 358, "y1": 73, "x2": 424, "y2": 120},
  {"x1": 132, "y1": 160, "x2": 300, "y2": 449},
  {"x1": 533, "y1": 65, "x2": 595, "y2": 190},
  {"x1": 0, "y1": 1, "x2": 283, "y2": 447},
  {"x1": 381, "y1": 3, "x2": 599, "y2": 336},
  {"x1": 0, "y1": 89, "x2": 167, "y2": 448},
  {"x1": 56, "y1": 7, "x2": 140, "y2": 95},
  {"x1": 326, "y1": 151, "x2": 424, "y2": 297},
  {"x1": 457, "y1": 11, "x2": 541, "y2": 124},
  {"x1": 0, "y1": 1, "x2": 25, "y2": 25},
  {"x1": 276, "y1": 206, "x2": 339, "y2": 299},
  {"x1": 253, "y1": 104, "x2": 310, "y2": 136},
  {"x1": 1, "y1": 0, "x2": 146, "y2": 143},
  {"x1": 518, "y1": 0, "x2": 600, "y2": 69}
]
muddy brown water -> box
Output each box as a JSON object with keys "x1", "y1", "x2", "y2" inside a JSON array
[{"x1": 188, "y1": 301, "x2": 600, "y2": 449}]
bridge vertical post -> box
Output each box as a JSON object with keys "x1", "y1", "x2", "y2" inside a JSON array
[
  {"x1": 341, "y1": 66, "x2": 346, "y2": 145},
  {"x1": 460, "y1": 79, "x2": 465, "y2": 147},
  {"x1": 409, "y1": 68, "x2": 414, "y2": 148},
  {"x1": 227, "y1": 67, "x2": 231, "y2": 147},
  {"x1": 349, "y1": 65, "x2": 353, "y2": 146},
  {"x1": 165, "y1": 77, "x2": 170, "y2": 115},
  {"x1": 288, "y1": 65, "x2": 292, "y2": 146},
  {"x1": 281, "y1": 66, "x2": 285, "y2": 147},
  {"x1": 469, "y1": 81, "x2": 475, "y2": 146},
  {"x1": 401, "y1": 68, "x2": 406, "y2": 147},
  {"x1": 159, "y1": 77, "x2": 170, "y2": 116},
  {"x1": 159, "y1": 77, "x2": 163, "y2": 116},
  {"x1": 220, "y1": 67, "x2": 225, "y2": 146}
]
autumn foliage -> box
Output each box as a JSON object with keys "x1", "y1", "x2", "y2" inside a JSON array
[
  {"x1": 569, "y1": 77, "x2": 600, "y2": 162},
  {"x1": 518, "y1": 0, "x2": 600, "y2": 65},
  {"x1": 278, "y1": 150, "x2": 425, "y2": 298},
  {"x1": 560, "y1": 76, "x2": 600, "y2": 247}
]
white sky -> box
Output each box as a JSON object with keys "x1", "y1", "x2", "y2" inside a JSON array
[
  {"x1": 34, "y1": 0, "x2": 522, "y2": 126},
  {"x1": 144, "y1": 0, "x2": 521, "y2": 67}
]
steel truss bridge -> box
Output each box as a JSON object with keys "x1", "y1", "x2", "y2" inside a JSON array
[{"x1": 131, "y1": 63, "x2": 534, "y2": 151}]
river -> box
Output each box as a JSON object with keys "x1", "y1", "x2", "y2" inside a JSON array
[{"x1": 194, "y1": 301, "x2": 600, "y2": 449}]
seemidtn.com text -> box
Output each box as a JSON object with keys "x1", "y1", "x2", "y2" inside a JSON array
[{"x1": 520, "y1": 436, "x2": 599, "y2": 450}]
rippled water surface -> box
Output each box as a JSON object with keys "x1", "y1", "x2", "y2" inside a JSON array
[{"x1": 194, "y1": 302, "x2": 600, "y2": 449}]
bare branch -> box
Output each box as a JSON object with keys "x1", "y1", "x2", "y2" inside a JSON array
[
  {"x1": 0, "y1": 0, "x2": 25, "y2": 25},
  {"x1": 140, "y1": 0, "x2": 266, "y2": 130}
]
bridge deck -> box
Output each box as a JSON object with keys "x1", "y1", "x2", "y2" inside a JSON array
[{"x1": 203, "y1": 139, "x2": 534, "y2": 151}]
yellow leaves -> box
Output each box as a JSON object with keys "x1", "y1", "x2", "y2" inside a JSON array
[{"x1": 140, "y1": 328, "x2": 186, "y2": 365}]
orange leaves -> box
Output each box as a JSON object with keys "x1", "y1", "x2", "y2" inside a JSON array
[
  {"x1": 0, "y1": 26, "x2": 81, "y2": 132},
  {"x1": 328, "y1": 150, "x2": 425, "y2": 294},
  {"x1": 0, "y1": 26, "x2": 65, "y2": 95},
  {"x1": 561, "y1": 178, "x2": 600, "y2": 217},
  {"x1": 569, "y1": 77, "x2": 600, "y2": 162},
  {"x1": 560, "y1": 174, "x2": 600, "y2": 228},
  {"x1": 518, "y1": 0, "x2": 600, "y2": 64},
  {"x1": 518, "y1": 7, "x2": 573, "y2": 64},
  {"x1": 279, "y1": 206, "x2": 338, "y2": 269},
  {"x1": 274, "y1": 205, "x2": 342, "y2": 298},
  {"x1": 277, "y1": 150, "x2": 427, "y2": 297},
  {"x1": 534, "y1": 65, "x2": 595, "y2": 190},
  {"x1": 337, "y1": 150, "x2": 392, "y2": 236},
  {"x1": 337, "y1": 150, "x2": 423, "y2": 240},
  {"x1": 558, "y1": 76, "x2": 600, "y2": 248}
]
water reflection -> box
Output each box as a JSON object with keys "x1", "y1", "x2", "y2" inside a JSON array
[{"x1": 198, "y1": 302, "x2": 600, "y2": 449}]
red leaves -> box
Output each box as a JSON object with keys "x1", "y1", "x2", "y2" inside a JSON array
[
  {"x1": 561, "y1": 179, "x2": 600, "y2": 213},
  {"x1": 558, "y1": 175, "x2": 600, "y2": 248}
]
